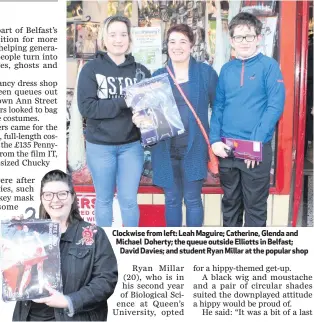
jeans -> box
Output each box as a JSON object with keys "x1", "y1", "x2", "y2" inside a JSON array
[
  {"x1": 164, "y1": 158, "x2": 204, "y2": 227},
  {"x1": 86, "y1": 140, "x2": 144, "y2": 227}
]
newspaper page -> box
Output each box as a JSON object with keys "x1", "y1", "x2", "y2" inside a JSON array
[
  {"x1": 0, "y1": 1, "x2": 313, "y2": 322},
  {"x1": 0, "y1": 0, "x2": 66, "y2": 320}
]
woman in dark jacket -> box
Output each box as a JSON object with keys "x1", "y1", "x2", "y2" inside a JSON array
[
  {"x1": 133, "y1": 24, "x2": 218, "y2": 227},
  {"x1": 13, "y1": 170, "x2": 118, "y2": 321}
]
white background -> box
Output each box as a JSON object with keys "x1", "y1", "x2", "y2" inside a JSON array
[
  {"x1": 0, "y1": 0, "x2": 66, "y2": 219},
  {"x1": 0, "y1": 0, "x2": 66, "y2": 320}
]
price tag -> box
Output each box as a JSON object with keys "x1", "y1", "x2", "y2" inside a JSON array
[{"x1": 253, "y1": 141, "x2": 261, "y2": 152}]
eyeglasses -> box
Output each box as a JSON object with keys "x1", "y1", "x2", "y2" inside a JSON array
[
  {"x1": 232, "y1": 35, "x2": 257, "y2": 43},
  {"x1": 42, "y1": 191, "x2": 70, "y2": 201}
]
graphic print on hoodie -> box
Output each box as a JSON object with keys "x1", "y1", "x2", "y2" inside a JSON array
[
  {"x1": 96, "y1": 74, "x2": 138, "y2": 99},
  {"x1": 77, "y1": 51, "x2": 151, "y2": 145}
]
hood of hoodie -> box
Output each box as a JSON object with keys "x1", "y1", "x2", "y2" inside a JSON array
[{"x1": 95, "y1": 50, "x2": 135, "y2": 66}]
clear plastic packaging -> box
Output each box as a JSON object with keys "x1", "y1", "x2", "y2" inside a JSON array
[
  {"x1": 240, "y1": 0, "x2": 276, "y2": 16},
  {"x1": 123, "y1": 73, "x2": 185, "y2": 146},
  {"x1": 0, "y1": 220, "x2": 62, "y2": 302}
]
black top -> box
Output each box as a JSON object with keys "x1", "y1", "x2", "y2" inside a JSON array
[
  {"x1": 27, "y1": 302, "x2": 55, "y2": 321},
  {"x1": 77, "y1": 51, "x2": 151, "y2": 145}
]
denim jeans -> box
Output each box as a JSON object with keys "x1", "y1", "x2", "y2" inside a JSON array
[
  {"x1": 164, "y1": 158, "x2": 204, "y2": 227},
  {"x1": 86, "y1": 140, "x2": 144, "y2": 227}
]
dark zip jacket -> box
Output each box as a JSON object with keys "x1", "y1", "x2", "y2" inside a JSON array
[
  {"x1": 77, "y1": 51, "x2": 151, "y2": 145},
  {"x1": 210, "y1": 53, "x2": 285, "y2": 144},
  {"x1": 13, "y1": 219, "x2": 118, "y2": 321}
]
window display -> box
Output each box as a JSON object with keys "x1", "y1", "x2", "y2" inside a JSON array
[
  {"x1": 258, "y1": 15, "x2": 278, "y2": 57},
  {"x1": 66, "y1": 23, "x2": 75, "y2": 57},
  {"x1": 138, "y1": 1, "x2": 207, "y2": 62},
  {"x1": 67, "y1": 1, "x2": 83, "y2": 20},
  {"x1": 108, "y1": 0, "x2": 133, "y2": 18},
  {"x1": 66, "y1": 0, "x2": 281, "y2": 188},
  {"x1": 240, "y1": 0, "x2": 276, "y2": 16},
  {"x1": 73, "y1": 22, "x2": 100, "y2": 59}
]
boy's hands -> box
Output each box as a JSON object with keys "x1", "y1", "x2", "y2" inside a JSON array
[
  {"x1": 245, "y1": 159, "x2": 259, "y2": 169},
  {"x1": 212, "y1": 142, "x2": 260, "y2": 168},
  {"x1": 212, "y1": 142, "x2": 230, "y2": 158}
]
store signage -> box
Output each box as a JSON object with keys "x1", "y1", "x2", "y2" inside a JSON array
[{"x1": 76, "y1": 193, "x2": 122, "y2": 227}]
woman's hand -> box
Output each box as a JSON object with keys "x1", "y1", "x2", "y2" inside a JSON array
[
  {"x1": 11, "y1": 214, "x2": 24, "y2": 220},
  {"x1": 132, "y1": 112, "x2": 153, "y2": 129},
  {"x1": 32, "y1": 285, "x2": 69, "y2": 309}
]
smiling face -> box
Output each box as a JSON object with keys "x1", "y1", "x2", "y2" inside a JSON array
[
  {"x1": 41, "y1": 181, "x2": 74, "y2": 222},
  {"x1": 167, "y1": 31, "x2": 192, "y2": 63},
  {"x1": 230, "y1": 25, "x2": 261, "y2": 59},
  {"x1": 105, "y1": 21, "x2": 130, "y2": 57}
]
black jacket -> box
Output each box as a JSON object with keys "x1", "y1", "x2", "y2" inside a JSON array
[
  {"x1": 13, "y1": 220, "x2": 118, "y2": 321},
  {"x1": 77, "y1": 51, "x2": 151, "y2": 145}
]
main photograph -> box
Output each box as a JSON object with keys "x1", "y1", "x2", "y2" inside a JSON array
[{"x1": 66, "y1": 0, "x2": 288, "y2": 228}]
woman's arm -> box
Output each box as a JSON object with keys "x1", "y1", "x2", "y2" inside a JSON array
[
  {"x1": 66, "y1": 228, "x2": 118, "y2": 314},
  {"x1": 77, "y1": 63, "x2": 128, "y2": 120}
]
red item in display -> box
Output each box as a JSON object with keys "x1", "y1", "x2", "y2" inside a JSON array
[{"x1": 1, "y1": 220, "x2": 62, "y2": 301}]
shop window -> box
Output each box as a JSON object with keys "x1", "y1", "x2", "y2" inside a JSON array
[{"x1": 66, "y1": 1, "x2": 282, "y2": 189}]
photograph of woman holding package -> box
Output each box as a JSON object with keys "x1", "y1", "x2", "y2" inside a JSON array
[
  {"x1": 133, "y1": 24, "x2": 218, "y2": 227},
  {"x1": 77, "y1": 15, "x2": 150, "y2": 227},
  {"x1": 13, "y1": 169, "x2": 118, "y2": 321}
]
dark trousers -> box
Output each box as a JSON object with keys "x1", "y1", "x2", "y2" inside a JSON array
[{"x1": 219, "y1": 142, "x2": 272, "y2": 227}]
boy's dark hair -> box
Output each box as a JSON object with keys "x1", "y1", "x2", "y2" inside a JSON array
[
  {"x1": 39, "y1": 169, "x2": 83, "y2": 224},
  {"x1": 228, "y1": 12, "x2": 263, "y2": 37}
]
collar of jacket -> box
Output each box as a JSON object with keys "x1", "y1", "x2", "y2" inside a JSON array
[
  {"x1": 233, "y1": 52, "x2": 263, "y2": 66},
  {"x1": 166, "y1": 55, "x2": 200, "y2": 152},
  {"x1": 61, "y1": 218, "x2": 80, "y2": 242}
]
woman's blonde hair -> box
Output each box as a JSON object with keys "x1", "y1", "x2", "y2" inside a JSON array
[{"x1": 97, "y1": 15, "x2": 132, "y2": 54}]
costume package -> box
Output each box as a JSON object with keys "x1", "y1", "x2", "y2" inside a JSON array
[
  {"x1": 142, "y1": 148, "x2": 153, "y2": 179},
  {"x1": 0, "y1": 220, "x2": 62, "y2": 302},
  {"x1": 123, "y1": 73, "x2": 185, "y2": 146},
  {"x1": 222, "y1": 137, "x2": 263, "y2": 161}
]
